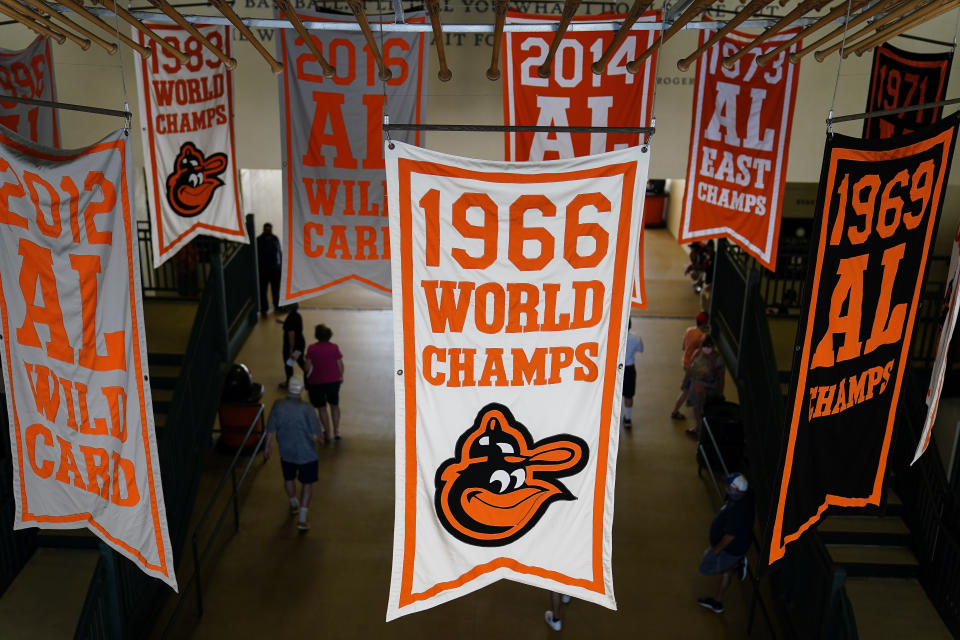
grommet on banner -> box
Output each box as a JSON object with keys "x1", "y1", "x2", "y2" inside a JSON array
[{"x1": 397, "y1": 369, "x2": 403, "y2": 375}]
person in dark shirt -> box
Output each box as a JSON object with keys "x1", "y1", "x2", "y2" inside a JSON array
[
  {"x1": 257, "y1": 222, "x2": 282, "y2": 316},
  {"x1": 697, "y1": 472, "x2": 754, "y2": 614},
  {"x1": 279, "y1": 303, "x2": 306, "y2": 389}
]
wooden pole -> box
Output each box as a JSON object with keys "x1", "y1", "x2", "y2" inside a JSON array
[
  {"x1": 92, "y1": 0, "x2": 188, "y2": 63},
  {"x1": 144, "y1": 0, "x2": 236, "y2": 68},
  {"x1": 791, "y1": 0, "x2": 902, "y2": 62},
  {"x1": 209, "y1": 0, "x2": 282, "y2": 74},
  {"x1": 850, "y1": 0, "x2": 958, "y2": 54},
  {"x1": 346, "y1": 0, "x2": 391, "y2": 81},
  {"x1": 486, "y1": 0, "x2": 510, "y2": 80},
  {"x1": 0, "y1": 1, "x2": 64, "y2": 41},
  {"x1": 677, "y1": 0, "x2": 775, "y2": 71},
  {"x1": 722, "y1": 0, "x2": 831, "y2": 68},
  {"x1": 592, "y1": 0, "x2": 654, "y2": 75},
  {"x1": 2, "y1": 0, "x2": 87, "y2": 47},
  {"x1": 275, "y1": 0, "x2": 335, "y2": 77},
  {"x1": 628, "y1": 0, "x2": 716, "y2": 73},
  {"x1": 425, "y1": 0, "x2": 452, "y2": 81},
  {"x1": 54, "y1": 0, "x2": 150, "y2": 57},
  {"x1": 18, "y1": 0, "x2": 117, "y2": 53},
  {"x1": 813, "y1": 0, "x2": 927, "y2": 60},
  {"x1": 755, "y1": 0, "x2": 870, "y2": 66},
  {"x1": 537, "y1": 0, "x2": 582, "y2": 77}
]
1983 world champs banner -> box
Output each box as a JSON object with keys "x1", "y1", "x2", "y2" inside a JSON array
[
  {"x1": 680, "y1": 26, "x2": 800, "y2": 271},
  {"x1": 864, "y1": 43, "x2": 952, "y2": 140},
  {"x1": 0, "y1": 37, "x2": 59, "y2": 147},
  {"x1": 503, "y1": 10, "x2": 656, "y2": 307},
  {"x1": 278, "y1": 10, "x2": 427, "y2": 301},
  {"x1": 770, "y1": 115, "x2": 957, "y2": 563},
  {"x1": 385, "y1": 141, "x2": 647, "y2": 618},
  {"x1": 135, "y1": 23, "x2": 245, "y2": 267},
  {"x1": 0, "y1": 128, "x2": 176, "y2": 588}
]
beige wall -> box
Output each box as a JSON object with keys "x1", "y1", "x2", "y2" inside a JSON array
[{"x1": 3, "y1": 2, "x2": 960, "y2": 248}]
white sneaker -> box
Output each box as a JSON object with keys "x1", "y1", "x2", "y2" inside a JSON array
[
  {"x1": 297, "y1": 519, "x2": 310, "y2": 531},
  {"x1": 561, "y1": 594, "x2": 571, "y2": 604},
  {"x1": 544, "y1": 611, "x2": 562, "y2": 631}
]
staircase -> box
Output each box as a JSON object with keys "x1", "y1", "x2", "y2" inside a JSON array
[{"x1": 147, "y1": 353, "x2": 184, "y2": 430}]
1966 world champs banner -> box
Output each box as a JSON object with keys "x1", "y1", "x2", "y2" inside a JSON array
[
  {"x1": 278, "y1": 9, "x2": 427, "y2": 302},
  {"x1": 385, "y1": 142, "x2": 647, "y2": 618},
  {"x1": 135, "y1": 23, "x2": 245, "y2": 267},
  {"x1": 680, "y1": 26, "x2": 800, "y2": 271},
  {"x1": 770, "y1": 115, "x2": 957, "y2": 563},
  {"x1": 0, "y1": 128, "x2": 176, "y2": 588}
]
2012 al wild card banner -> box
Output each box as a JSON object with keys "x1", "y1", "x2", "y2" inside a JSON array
[
  {"x1": 770, "y1": 115, "x2": 957, "y2": 563},
  {"x1": 864, "y1": 43, "x2": 952, "y2": 140},
  {"x1": 0, "y1": 128, "x2": 177, "y2": 588},
  {"x1": 913, "y1": 221, "x2": 960, "y2": 463},
  {"x1": 135, "y1": 24, "x2": 246, "y2": 268},
  {"x1": 503, "y1": 9, "x2": 655, "y2": 307},
  {"x1": 0, "y1": 37, "x2": 59, "y2": 147},
  {"x1": 278, "y1": 10, "x2": 427, "y2": 302},
  {"x1": 385, "y1": 142, "x2": 647, "y2": 619},
  {"x1": 680, "y1": 26, "x2": 800, "y2": 271}
]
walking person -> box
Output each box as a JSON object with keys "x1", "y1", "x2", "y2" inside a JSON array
[
  {"x1": 697, "y1": 473, "x2": 754, "y2": 614},
  {"x1": 305, "y1": 324, "x2": 344, "y2": 442},
  {"x1": 683, "y1": 335, "x2": 725, "y2": 437},
  {"x1": 672, "y1": 311, "x2": 709, "y2": 420},
  {"x1": 279, "y1": 303, "x2": 306, "y2": 389},
  {"x1": 622, "y1": 318, "x2": 644, "y2": 428},
  {"x1": 543, "y1": 591, "x2": 571, "y2": 631},
  {"x1": 264, "y1": 375, "x2": 321, "y2": 531},
  {"x1": 257, "y1": 222, "x2": 282, "y2": 316}
]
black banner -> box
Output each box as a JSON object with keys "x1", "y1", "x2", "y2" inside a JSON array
[
  {"x1": 770, "y1": 114, "x2": 958, "y2": 563},
  {"x1": 863, "y1": 43, "x2": 952, "y2": 140}
]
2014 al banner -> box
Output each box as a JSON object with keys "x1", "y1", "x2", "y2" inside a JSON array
[
  {"x1": 770, "y1": 116, "x2": 957, "y2": 563},
  {"x1": 384, "y1": 142, "x2": 647, "y2": 619},
  {"x1": 277, "y1": 9, "x2": 427, "y2": 302},
  {"x1": 0, "y1": 128, "x2": 176, "y2": 588}
]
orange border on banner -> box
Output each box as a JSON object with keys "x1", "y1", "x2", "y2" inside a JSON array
[
  {"x1": 393, "y1": 158, "x2": 637, "y2": 608},
  {"x1": 768, "y1": 127, "x2": 955, "y2": 564},
  {"x1": 0, "y1": 131, "x2": 169, "y2": 576}
]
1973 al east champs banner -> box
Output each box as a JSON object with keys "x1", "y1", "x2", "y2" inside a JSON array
[
  {"x1": 385, "y1": 141, "x2": 647, "y2": 618},
  {"x1": 864, "y1": 43, "x2": 953, "y2": 140},
  {"x1": 134, "y1": 23, "x2": 246, "y2": 267},
  {"x1": 278, "y1": 10, "x2": 427, "y2": 302},
  {"x1": 680, "y1": 26, "x2": 801, "y2": 271},
  {"x1": 770, "y1": 115, "x2": 957, "y2": 563},
  {"x1": 503, "y1": 10, "x2": 657, "y2": 307},
  {"x1": 0, "y1": 128, "x2": 176, "y2": 588},
  {"x1": 0, "y1": 36, "x2": 59, "y2": 147}
]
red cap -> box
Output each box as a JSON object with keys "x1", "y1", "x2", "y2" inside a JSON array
[{"x1": 696, "y1": 312, "x2": 708, "y2": 325}]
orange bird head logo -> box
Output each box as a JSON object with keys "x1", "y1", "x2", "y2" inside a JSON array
[
  {"x1": 434, "y1": 403, "x2": 588, "y2": 546},
  {"x1": 165, "y1": 142, "x2": 228, "y2": 218}
]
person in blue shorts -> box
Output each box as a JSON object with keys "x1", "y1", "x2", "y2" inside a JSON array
[{"x1": 697, "y1": 472, "x2": 754, "y2": 613}]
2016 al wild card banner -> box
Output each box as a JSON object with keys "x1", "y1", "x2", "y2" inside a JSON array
[
  {"x1": 770, "y1": 115, "x2": 958, "y2": 563},
  {"x1": 864, "y1": 43, "x2": 952, "y2": 140},
  {"x1": 913, "y1": 221, "x2": 960, "y2": 463},
  {"x1": 278, "y1": 10, "x2": 427, "y2": 302},
  {"x1": 680, "y1": 26, "x2": 800, "y2": 271},
  {"x1": 134, "y1": 24, "x2": 246, "y2": 267},
  {"x1": 503, "y1": 10, "x2": 655, "y2": 307},
  {"x1": 385, "y1": 142, "x2": 647, "y2": 619},
  {"x1": 0, "y1": 37, "x2": 59, "y2": 147},
  {"x1": 0, "y1": 128, "x2": 177, "y2": 588}
]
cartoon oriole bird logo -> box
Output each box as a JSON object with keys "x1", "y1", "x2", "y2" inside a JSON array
[
  {"x1": 165, "y1": 142, "x2": 228, "y2": 217},
  {"x1": 434, "y1": 403, "x2": 588, "y2": 546}
]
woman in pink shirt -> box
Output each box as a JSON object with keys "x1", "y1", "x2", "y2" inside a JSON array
[{"x1": 305, "y1": 324, "x2": 344, "y2": 442}]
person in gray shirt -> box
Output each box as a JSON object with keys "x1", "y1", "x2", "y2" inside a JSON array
[{"x1": 264, "y1": 375, "x2": 321, "y2": 531}]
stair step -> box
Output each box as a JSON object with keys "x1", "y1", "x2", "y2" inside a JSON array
[
  {"x1": 846, "y1": 577, "x2": 953, "y2": 639},
  {"x1": 148, "y1": 352, "x2": 184, "y2": 367},
  {"x1": 819, "y1": 515, "x2": 912, "y2": 546},
  {"x1": 828, "y1": 544, "x2": 919, "y2": 578},
  {"x1": 36, "y1": 530, "x2": 98, "y2": 550}
]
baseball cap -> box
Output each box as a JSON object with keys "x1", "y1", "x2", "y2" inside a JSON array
[
  {"x1": 723, "y1": 473, "x2": 748, "y2": 493},
  {"x1": 287, "y1": 375, "x2": 304, "y2": 396},
  {"x1": 696, "y1": 312, "x2": 709, "y2": 325}
]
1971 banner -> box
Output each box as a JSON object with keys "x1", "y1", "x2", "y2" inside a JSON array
[
  {"x1": 503, "y1": 10, "x2": 656, "y2": 307},
  {"x1": 680, "y1": 26, "x2": 800, "y2": 271},
  {"x1": 0, "y1": 37, "x2": 59, "y2": 147},
  {"x1": 278, "y1": 10, "x2": 427, "y2": 302},
  {"x1": 864, "y1": 43, "x2": 952, "y2": 140},
  {"x1": 770, "y1": 116, "x2": 957, "y2": 563},
  {"x1": 135, "y1": 23, "x2": 246, "y2": 267},
  {"x1": 0, "y1": 128, "x2": 176, "y2": 588},
  {"x1": 385, "y1": 142, "x2": 647, "y2": 618}
]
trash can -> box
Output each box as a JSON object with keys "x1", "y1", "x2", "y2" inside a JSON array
[{"x1": 218, "y1": 363, "x2": 265, "y2": 451}]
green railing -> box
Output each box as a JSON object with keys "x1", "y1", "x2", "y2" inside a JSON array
[{"x1": 74, "y1": 216, "x2": 259, "y2": 639}]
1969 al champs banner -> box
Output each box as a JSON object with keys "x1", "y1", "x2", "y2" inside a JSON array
[
  {"x1": 770, "y1": 116, "x2": 957, "y2": 563},
  {"x1": 278, "y1": 10, "x2": 427, "y2": 302},
  {"x1": 134, "y1": 23, "x2": 245, "y2": 267},
  {"x1": 0, "y1": 36, "x2": 59, "y2": 147},
  {"x1": 864, "y1": 43, "x2": 952, "y2": 140},
  {"x1": 503, "y1": 10, "x2": 656, "y2": 307},
  {"x1": 384, "y1": 142, "x2": 647, "y2": 618},
  {"x1": 680, "y1": 26, "x2": 800, "y2": 271},
  {"x1": 0, "y1": 128, "x2": 176, "y2": 588}
]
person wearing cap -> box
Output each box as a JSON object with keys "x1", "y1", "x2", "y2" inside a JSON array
[
  {"x1": 697, "y1": 472, "x2": 755, "y2": 614},
  {"x1": 264, "y1": 375, "x2": 323, "y2": 531},
  {"x1": 671, "y1": 311, "x2": 709, "y2": 420}
]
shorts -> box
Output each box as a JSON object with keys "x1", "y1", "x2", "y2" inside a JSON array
[
  {"x1": 698, "y1": 547, "x2": 742, "y2": 575},
  {"x1": 281, "y1": 459, "x2": 318, "y2": 484},
  {"x1": 307, "y1": 381, "x2": 341, "y2": 407},
  {"x1": 622, "y1": 365, "x2": 637, "y2": 399}
]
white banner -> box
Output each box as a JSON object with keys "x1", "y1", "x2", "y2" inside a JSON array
[
  {"x1": 134, "y1": 24, "x2": 245, "y2": 267},
  {"x1": 0, "y1": 128, "x2": 176, "y2": 588},
  {"x1": 914, "y1": 222, "x2": 960, "y2": 463},
  {"x1": 385, "y1": 142, "x2": 647, "y2": 619},
  {"x1": 0, "y1": 36, "x2": 59, "y2": 147}
]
